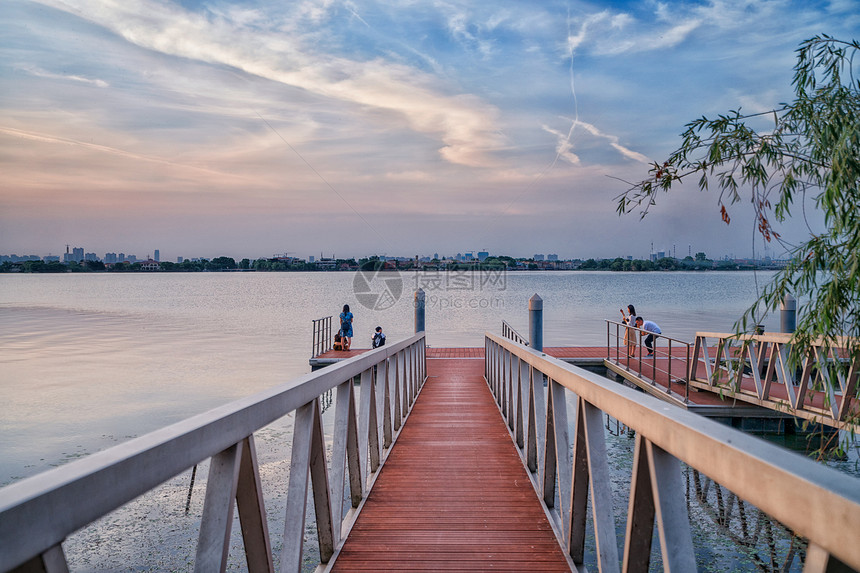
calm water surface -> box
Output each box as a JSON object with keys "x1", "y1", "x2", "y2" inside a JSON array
[{"x1": 0, "y1": 270, "x2": 780, "y2": 484}]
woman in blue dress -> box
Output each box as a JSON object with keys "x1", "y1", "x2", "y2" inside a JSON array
[{"x1": 339, "y1": 304, "x2": 354, "y2": 350}]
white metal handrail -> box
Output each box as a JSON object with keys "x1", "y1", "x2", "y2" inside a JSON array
[
  {"x1": 692, "y1": 331, "x2": 859, "y2": 431},
  {"x1": 501, "y1": 320, "x2": 529, "y2": 346},
  {"x1": 0, "y1": 333, "x2": 427, "y2": 573},
  {"x1": 605, "y1": 319, "x2": 692, "y2": 403},
  {"x1": 312, "y1": 315, "x2": 333, "y2": 357},
  {"x1": 485, "y1": 332, "x2": 860, "y2": 572}
]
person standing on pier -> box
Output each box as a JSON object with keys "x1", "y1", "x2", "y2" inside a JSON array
[
  {"x1": 635, "y1": 317, "x2": 662, "y2": 356},
  {"x1": 339, "y1": 304, "x2": 354, "y2": 350},
  {"x1": 372, "y1": 326, "x2": 386, "y2": 348},
  {"x1": 620, "y1": 305, "x2": 638, "y2": 357}
]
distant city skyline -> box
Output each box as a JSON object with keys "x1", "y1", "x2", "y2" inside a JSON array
[
  {"x1": 1, "y1": 242, "x2": 789, "y2": 264},
  {"x1": 3, "y1": 1, "x2": 852, "y2": 260}
]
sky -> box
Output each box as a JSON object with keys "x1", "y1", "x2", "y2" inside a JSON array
[{"x1": 1, "y1": 0, "x2": 858, "y2": 262}]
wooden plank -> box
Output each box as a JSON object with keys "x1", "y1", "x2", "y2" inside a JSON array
[{"x1": 330, "y1": 358, "x2": 571, "y2": 571}]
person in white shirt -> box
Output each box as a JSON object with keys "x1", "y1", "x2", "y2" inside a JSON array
[{"x1": 635, "y1": 317, "x2": 662, "y2": 356}]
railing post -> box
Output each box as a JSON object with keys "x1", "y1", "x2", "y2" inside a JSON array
[
  {"x1": 414, "y1": 289, "x2": 425, "y2": 334},
  {"x1": 529, "y1": 294, "x2": 543, "y2": 352},
  {"x1": 781, "y1": 294, "x2": 796, "y2": 333}
]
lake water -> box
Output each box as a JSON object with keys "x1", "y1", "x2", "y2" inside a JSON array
[
  {"x1": 4, "y1": 270, "x2": 843, "y2": 572},
  {"x1": 0, "y1": 270, "x2": 783, "y2": 485}
]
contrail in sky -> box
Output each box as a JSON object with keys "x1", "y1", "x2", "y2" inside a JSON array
[{"x1": 0, "y1": 126, "x2": 259, "y2": 182}]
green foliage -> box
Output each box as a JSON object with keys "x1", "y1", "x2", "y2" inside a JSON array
[
  {"x1": 207, "y1": 257, "x2": 236, "y2": 271},
  {"x1": 617, "y1": 36, "x2": 860, "y2": 361}
]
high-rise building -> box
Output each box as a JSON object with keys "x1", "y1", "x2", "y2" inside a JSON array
[
  {"x1": 477, "y1": 251, "x2": 489, "y2": 261},
  {"x1": 154, "y1": 249, "x2": 160, "y2": 262},
  {"x1": 547, "y1": 254, "x2": 558, "y2": 261},
  {"x1": 534, "y1": 254, "x2": 545, "y2": 261}
]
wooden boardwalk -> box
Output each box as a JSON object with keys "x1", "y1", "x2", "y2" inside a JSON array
[{"x1": 330, "y1": 356, "x2": 572, "y2": 572}]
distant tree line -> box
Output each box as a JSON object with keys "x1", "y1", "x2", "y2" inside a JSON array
[{"x1": 580, "y1": 256, "x2": 725, "y2": 271}]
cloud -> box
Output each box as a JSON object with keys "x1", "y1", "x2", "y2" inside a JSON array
[
  {"x1": 542, "y1": 119, "x2": 650, "y2": 166},
  {"x1": 542, "y1": 124, "x2": 581, "y2": 165},
  {"x1": 19, "y1": 65, "x2": 109, "y2": 87},
  {"x1": 571, "y1": 14, "x2": 701, "y2": 56},
  {"x1": 31, "y1": 0, "x2": 505, "y2": 167},
  {"x1": 384, "y1": 170, "x2": 434, "y2": 182},
  {"x1": 565, "y1": 0, "x2": 815, "y2": 57}
]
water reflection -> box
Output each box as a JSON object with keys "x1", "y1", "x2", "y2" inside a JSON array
[
  {"x1": 687, "y1": 469, "x2": 807, "y2": 572},
  {"x1": 600, "y1": 414, "x2": 821, "y2": 572}
]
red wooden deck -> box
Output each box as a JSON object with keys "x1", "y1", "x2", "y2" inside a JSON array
[{"x1": 330, "y1": 357, "x2": 572, "y2": 572}]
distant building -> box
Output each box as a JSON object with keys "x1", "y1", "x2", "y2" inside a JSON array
[
  {"x1": 309, "y1": 255, "x2": 315, "y2": 263},
  {"x1": 547, "y1": 254, "x2": 558, "y2": 261},
  {"x1": 534, "y1": 254, "x2": 545, "y2": 261},
  {"x1": 657, "y1": 251, "x2": 666, "y2": 259},
  {"x1": 64, "y1": 247, "x2": 84, "y2": 263},
  {"x1": 118, "y1": 253, "x2": 126, "y2": 262},
  {"x1": 104, "y1": 253, "x2": 118, "y2": 264},
  {"x1": 1, "y1": 254, "x2": 40, "y2": 263},
  {"x1": 177, "y1": 257, "x2": 184, "y2": 264},
  {"x1": 85, "y1": 252, "x2": 98, "y2": 262},
  {"x1": 140, "y1": 259, "x2": 160, "y2": 271},
  {"x1": 477, "y1": 251, "x2": 489, "y2": 261},
  {"x1": 154, "y1": 249, "x2": 160, "y2": 262}
]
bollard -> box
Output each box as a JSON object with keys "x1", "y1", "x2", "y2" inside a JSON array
[
  {"x1": 414, "y1": 289, "x2": 425, "y2": 333},
  {"x1": 529, "y1": 294, "x2": 543, "y2": 352},
  {"x1": 780, "y1": 294, "x2": 796, "y2": 334}
]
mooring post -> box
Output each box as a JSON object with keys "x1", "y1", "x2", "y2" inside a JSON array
[
  {"x1": 529, "y1": 294, "x2": 543, "y2": 352},
  {"x1": 414, "y1": 289, "x2": 425, "y2": 333},
  {"x1": 780, "y1": 294, "x2": 796, "y2": 334}
]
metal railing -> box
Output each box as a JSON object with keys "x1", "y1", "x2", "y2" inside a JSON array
[
  {"x1": 692, "y1": 331, "x2": 859, "y2": 431},
  {"x1": 312, "y1": 315, "x2": 333, "y2": 357},
  {"x1": 606, "y1": 319, "x2": 692, "y2": 403},
  {"x1": 501, "y1": 320, "x2": 529, "y2": 346},
  {"x1": 0, "y1": 334, "x2": 427, "y2": 573},
  {"x1": 485, "y1": 332, "x2": 860, "y2": 572}
]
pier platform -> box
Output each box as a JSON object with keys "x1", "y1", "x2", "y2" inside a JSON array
[{"x1": 311, "y1": 346, "x2": 799, "y2": 429}]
